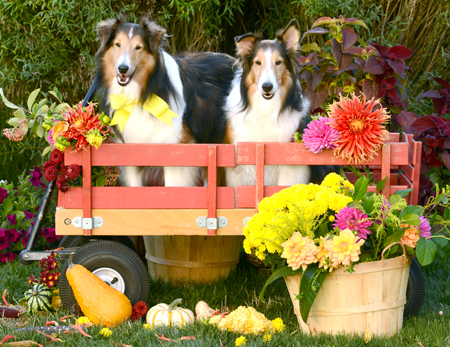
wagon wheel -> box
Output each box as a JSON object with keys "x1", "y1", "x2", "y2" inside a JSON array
[
  {"x1": 59, "y1": 241, "x2": 149, "y2": 309},
  {"x1": 404, "y1": 257, "x2": 425, "y2": 318},
  {"x1": 58, "y1": 235, "x2": 137, "y2": 253}
]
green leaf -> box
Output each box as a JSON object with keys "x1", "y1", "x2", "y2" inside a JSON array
[
  {"x1": 42, "y1": 146, "x2": 52, "y2": 157},
  {"x1": 349, "y1": 19, "x2": 368, "y2": 29},
  {"x1": 301, "y1": 43, "x2": 321, "y2": 52},
  {"x1": 395, "y1": 188, "x2": 413, "y2": 197},
  {"x1": 96, "y1": 176, "x2": 106, "y2": 187},
  {"x1": 432, "y1": 235, "x2": 449, "y2": 248},
  {"x1": 352, "y1": 176, "x2": 368, "y2": 201},
  {"x1": 444, "y1": 207, "x2": 450, "y2": 220},
  {"x1": 383, "y1": 228, "x2": 406, "y2": 249},
  {"x1": 376, "y1": 177, "x2": 388, "y2": 193},
  {"x1": 362, "y1": 194, "x2": 376, "y2": 214},
  {"x1": 416, "y1": 238, "x2": 437, "y2": 266},
  {"x1": 299, "y1": 264, "x2": 329, "y2": 324},
  {"x1": 48, "y1": 91, "x2": 58, "y2": 99},
  {"x1": 27, "y1": 89, "x2": 41, "y2": 112},
  {"x1": 7, "y1": 118, "x2": 19, "y2": 126},
  {"x1": 400, "y1": 213, "x2": 420, "y2": 226},
  {"x1": 14, "y1": 109, "x2": 26, "y2": 119},
  {"x1": 388, "y1": 194, "x2": 402, "y2": 205},
  {"x1": 15, "y1": 211, "x2": 25, "y2": 220},
  {"x1": 39, "y1": 105, "x2": 49, "y2": 115},
  {"x1": 0, "y1": 88, "x2": 20, "y2": 109},
  {"x1": 259, "y1": 265, "x2": 302, "y2": 301},
  {"x1": 36, "y1": 98, "x2": 48, "y2": 112},
  {"x1": 2, "y1": 197, "x2": 13, "y2": 215},
  {"x1": 36, "y1": 124, "x2": 44, "y2": 138},
  {"x1": 399, "y1": 205, "x2": 421, "y2": 218},
  {"x1": 54, "y1": 103, "x2": 68, "y2": 114}
]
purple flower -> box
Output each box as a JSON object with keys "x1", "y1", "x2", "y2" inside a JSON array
[
  {"x1": 0, "y1": 251, "x2": 17, "y2": 263},
  {"x1": 6, "y1": 214, "x2": 16, "y2": 226},
  {"x1": 418, "y1": 216, "x2": 431, "y2": 238},
  {"x1": 5, "y1": 229, "x2": 20, "y2": 244},
  {"x1": 0, "y1": 229, "x2": 11, "y2": 251},
  {"x1": 42, "y1": 227, "x2": 60, "y2": 243},
  {"x1": 376, "y1": 197, "x2": 392, "y2": 224},
  {"x1": 0, "y1": 188, "x2": 7, "y2": 204},
  {"x1": 47, "y1": 129, "x2": 55, "y2": 148},
  {"x1": 24, "y1": 211, "x2": 34, "y2": 220},
  {"x1": 334, "y1": 206, "x2": 373, "y2": 239},
  {"x1": 30, "y1": 166, "x2": 46, "y2": 188},
  {"x1": 302, "y1": 116, "x2": 340, "y2": 154}
]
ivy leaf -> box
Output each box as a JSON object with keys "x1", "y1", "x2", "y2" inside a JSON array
[
  {"x1": 27, "y1": 89, "x2": 41, "y2": 112},
  {"x1": 299, "y1": 264, "x2": 329, "y2": 323},
  {"x1": 259, "y1": 265, "x2": 302, "y2": 301},
  {"x1": 376, "y1": 177, "x2": 388, "y2": 193},
  {"x1": 416, "y1": 238, "x2": 437, "y2": 266},
  {"x1": 352, "y1": 175, "x2": 368, "y2": 201}
]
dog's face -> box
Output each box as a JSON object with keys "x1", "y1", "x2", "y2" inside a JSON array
[
  {"x1": 235, "y1": 19, "x2": 300, "y2": 100},
  {"x1": 96, "y1": 16, "x2": 166, "y2": 89}
]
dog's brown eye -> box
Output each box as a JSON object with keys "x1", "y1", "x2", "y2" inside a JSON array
[
  {"x1": 255, "y1": 61, "x2": 261, "y2": 66},
  {"x1": 115, "y1": 42, "x2": 121, "y2": 48},
  {"x1": 136, "y1": 46, "x2": 142, "y2": 51},
  {"x1": 275, "y1": 60, "x2": 282, "y2": 66}
]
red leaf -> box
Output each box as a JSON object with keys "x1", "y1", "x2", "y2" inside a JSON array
[
  {"x1": 362, "y1": 79, "x2": 375, "y2": 100},
  {"x1": 387, "y1": 59, "x2": 406, "y2": 77},
  {"x1": 370, "y1": 42, "x2": 389, "y2": 57},
  {"x1": 433, "y1": 98, "x2": 447, "y2": 115},
  {"x1": 411, "y1": 116, "x2": 439, "y2": 132},
  {"x1": 417, "y1": 90, "x2": 442, "y2": 101},
  {"x1": 298, "y1": 53, "x2": 319, "y2": 66},
  {"x1": 434, "y1": 77, "x2": 450, "y2": 92},
  {"x1": 397, "y1": 111, "x2": 418, "y2": 133},
  {"x1": 2, "y1": 290, "x2": 10, "y2": 306},
  {"x1": 331, "y1": 39, "x2": 353, "y2": 69},
  {"x1": 300, "y1": 70, "x2": 325, "y2": 91},
  {"x1": 364, "y1": 56, "x2": 383, "y2": 75},
  {"x1": 1, "y1": 335, "x2": 16, "y2": 344},
  {"x1": 337, "y1": 62, "x2": 360, "y2": 75},
  {"x1": 388, "y1": 45, "x2": 414, "y2": 59},
  {"x1": 304, "y1": 86, "x2": 328, "y2": 110},
  {"x1": 302, "y1": 27, "x2": 330, "y2": 39},
  {"x1": 343, "y1": 46, "x2": 363, "y2": 55},
  {"x1": 341, "y1": 28, "x2": 357, "y2": 49}
]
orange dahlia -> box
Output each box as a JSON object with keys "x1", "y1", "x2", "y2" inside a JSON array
[
  {"x1": 281, "y1": 233, "x2": 318, "y2": 271},
  {"x1": 329, "y1": 94, "x2": 389, "y2": 164}
]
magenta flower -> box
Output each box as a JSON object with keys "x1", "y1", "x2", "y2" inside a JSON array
[
  {"x1": 47, "y1": 129, "x2": 55, "y2": 148},
  {"x1": 24, "y1": 211, "x2": 34, "y2": 220},
  {"x1": 5, "y1": 229, "x2": 20, "y2": 244},
  {"x1": 333, "y1": 206, "x2": 373, "y2": 239},
  {"x1": 30, "y1": 166, "x2": 46, "y2": 188},
  {"x1": 0, "y1": 188, "x2": 7, "y2": 204},
  {"x1": 42, "y1": 228, "x2": 60, "y2": 243},
  {"x1": 6, "y1": 214, "x2": 16, "y2": 226},
  {"x1": 0, "y1": 251, "x2": 17, "y2": 263},
  {"x1": 302, "y1": 116, "x2": 340, "y2": 154},
  {"x1": 0, "y1": 229, "x2": 10, "y2": 251},
  {"x1": 418, "y1": 216, "x2": 431, "y2": 238}
]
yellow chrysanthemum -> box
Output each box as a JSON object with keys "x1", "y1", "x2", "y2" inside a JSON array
[
  {"x1": 328, "y1": 229, "x2": 364, "y2": 267},
  {"x1": 263, "y1": 334, "x2": 272, "y2": 342},
  {"x1": 271, "y1": 318, "x2": 285, "y2": 332},
  {"x1": 212, "y1": 307, "x2": 274, "y2": 335},
  {"x1": 77, "y1": 316, "x2": 91, "y2": 325},
  {"x1": 281, "y1": 233, "x2": 318, "y2": 271},
  {"x1": 235, "y1": 336, "x2": 247, "y2": 346},
  {"x1": 99, "y1": 327, "x2": 112, "y2": 337}
]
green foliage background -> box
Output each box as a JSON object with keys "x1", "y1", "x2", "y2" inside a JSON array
[{"x1": 1, "y1": 0, "x2": 449, "y2": 183}]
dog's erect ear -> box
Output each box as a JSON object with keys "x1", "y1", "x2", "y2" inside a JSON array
[
  {"x1": 140, "y1": 17, "x2": 166, "y2": 51},
  {"x1": 96, "y1": 15, "x2": 127, "y2": 56},
  {"x1": 277, "y1": 18, "x2": 300, "y2": 53},
  {"x1": 235, "y1": 33, "x2": 260, "y2": 58}
]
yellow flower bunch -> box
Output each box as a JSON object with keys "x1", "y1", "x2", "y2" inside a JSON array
[{"x1": 243, "y1": 173, "x2": 353, "y2": 261}]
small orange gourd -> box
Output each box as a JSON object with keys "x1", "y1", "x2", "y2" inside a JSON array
[{"x1": 66, "y1": 256, "x2": 132, "y2": 327}]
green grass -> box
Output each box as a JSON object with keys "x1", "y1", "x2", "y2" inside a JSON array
[{"x1": 0, "y1": 253, "x2": 449, "y2": 347}]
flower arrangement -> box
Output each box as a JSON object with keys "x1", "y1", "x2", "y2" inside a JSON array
[
  {"x1": 295, "y1": 94, "x2": 390, "y2": 164},
  {"x1": 0, "y1": 170, "x2": 59, "y2": 263},
  {"x1": 245, "y1": 173, "x2": 450, "y2": 323}
]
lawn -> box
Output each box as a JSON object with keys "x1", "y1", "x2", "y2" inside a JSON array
[{"x1": 0, "y1": 252, "x2": 449, "y2": 347}]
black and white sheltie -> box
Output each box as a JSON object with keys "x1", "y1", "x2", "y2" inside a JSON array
[
  {"x1": 93, "y1": 15, "x2": 235, "y2": 187},
  {"x1": 224, "y1": 19, "x2": 313, "y2": 187}
]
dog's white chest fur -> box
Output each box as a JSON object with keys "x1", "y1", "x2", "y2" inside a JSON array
[{"x1": 224, "y1": 71, "x2": 311, "y2": 187}]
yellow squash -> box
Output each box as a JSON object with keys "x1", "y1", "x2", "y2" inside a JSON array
[
  {"x1": 146, "y1": 298, "x2": 194, "y2": 327},
  {"x1": 66, "y1": 257, "x2": 132, "y2": 327}
]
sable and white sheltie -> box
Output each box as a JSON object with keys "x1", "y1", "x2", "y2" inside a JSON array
[
  {"x1": 224, "y1": 19, "x2": 313, "y2": 187},
  {"x1": 94, "y1": 15, "x2": 235, "y2": 187}
]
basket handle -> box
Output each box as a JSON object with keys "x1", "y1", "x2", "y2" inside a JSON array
[{"x1": 381, "y1": 241, "x2": 407, "y2": 266}]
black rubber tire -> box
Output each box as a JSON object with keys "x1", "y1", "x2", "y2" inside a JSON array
[
  {"x1": 404, "y1": 257, "x2": 425, "y2": 318},
  {"x1": 58, "y1": 235, "x2": 137, "y2": 253},
  {"x1": 59, "y1": 240, "x2": 149, "y2": 309}
]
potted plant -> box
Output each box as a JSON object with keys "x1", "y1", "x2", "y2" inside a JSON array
[{"x1": 244, "y1": 173, "x2": 449, "y2": 336}]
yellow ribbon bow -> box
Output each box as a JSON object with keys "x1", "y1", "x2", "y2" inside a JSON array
[{"x1": 109, "y1": 94, "x2": 179, "y2": 131}]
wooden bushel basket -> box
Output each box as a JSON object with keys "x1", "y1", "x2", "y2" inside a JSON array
[{"x1": 284, "y1": 243, "x2": 411, "y2": 336}]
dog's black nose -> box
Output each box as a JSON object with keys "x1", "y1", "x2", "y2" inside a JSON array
[
  {"x1": 118, "y1": 64, "x2": 129, "y2": 74},
  {"x1": 262, "y1": 83, "x2": 273, "y2": 93}
]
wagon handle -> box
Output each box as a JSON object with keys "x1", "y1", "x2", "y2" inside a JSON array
[{"x1": 381, "y1": 241, "x2": 407, "y2": 266}]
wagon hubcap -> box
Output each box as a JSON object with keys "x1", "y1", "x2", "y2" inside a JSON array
[{"x1": 92, "y1": 268, "x2": 125, "y2": 293}]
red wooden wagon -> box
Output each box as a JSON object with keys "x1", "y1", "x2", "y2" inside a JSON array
[{"x1": 20, "y1": 133, "x2": 423, "y2": 313}]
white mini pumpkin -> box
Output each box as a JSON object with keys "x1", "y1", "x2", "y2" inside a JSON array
[{"x1": 146, "y1": 298, "x2": 194, "y2": 327}]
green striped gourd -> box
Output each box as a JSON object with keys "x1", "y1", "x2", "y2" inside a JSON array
[{"x1": 24, "y1": 284, "x2": 53, "y2": 314}]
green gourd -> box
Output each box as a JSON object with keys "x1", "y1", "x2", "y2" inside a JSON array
[{"x1": 24, "y1": 284, "x2": 53, "y2": 314}]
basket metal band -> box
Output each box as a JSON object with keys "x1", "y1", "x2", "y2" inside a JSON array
[{"x1": 145, "y1": 254, "x2": 239, "y2": 268}]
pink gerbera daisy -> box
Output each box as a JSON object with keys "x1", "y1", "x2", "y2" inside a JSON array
[
  {"x1": 302, "y1": 116, "x2": 340, "y2": 154},
  {"x1": 333, "y1": 206, "x2": 373, "y2": 239}
]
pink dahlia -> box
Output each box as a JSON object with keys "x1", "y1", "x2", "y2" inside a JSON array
[
  {"x1": 302, "y1": 116, "x2": 340, "y2": 154},
  {"x1": 333, "y1": 206, "x2": 373, "y2": 239},
  {"x1": 281, "y1": 232, "x2": 318, "y2": 271},
  {"x1": 418, "y1": 216, "x2": 431, "y2": 238}
]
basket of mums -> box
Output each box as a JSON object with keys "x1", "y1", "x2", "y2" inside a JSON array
[{"x1": 244, "y1": 172, "x2": 449, "y2": 336}]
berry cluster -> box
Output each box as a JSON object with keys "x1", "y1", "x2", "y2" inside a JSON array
[{"x1": 43, "y1": 150, "x2": 81, "y2": 192}]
